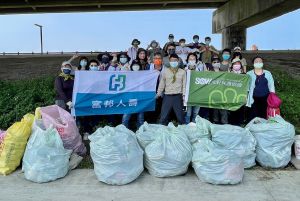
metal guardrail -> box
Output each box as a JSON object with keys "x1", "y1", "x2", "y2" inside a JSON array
[{"x1": 1, "y1": 50, "x2": 300, "y2": 56}]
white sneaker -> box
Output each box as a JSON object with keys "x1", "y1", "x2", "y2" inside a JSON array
[{"x1": 83, "y1": 132, "x2": 89, "y2": 141}]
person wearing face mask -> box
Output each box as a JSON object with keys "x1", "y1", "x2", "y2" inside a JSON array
[
  {"x1": 88, "y1": 60, "x2": 100, "y2": 71},
  {"x1": 121, "y1": 60, "x2": 145, "y2": 129},
  {"x1": 117, "y1": 52, "x2": 131, "y2": 71},
  {"x1": 233, "y1": 46, "x2": 247, "y2": 72},
  {"x1": 229, "y1": 58, "x2": 246, "y2": 126},
  {"x1": 184, "y1": 53, "x2": 207, "y2": 124},
  {"x1": 247, "y1": 56, "x2": 275, "y2": 120},
  {"x1": 200, "y1": 36, "x2": 219, "y2": 64},
  {"x1": 77, "y1": 56, "x2": 89, "y2": 71},
  {"x1": 147, "y1": 40, "x2": 163, "y2": 62},
  {"x1": 163, "y1": 34, "x2": 179, "y2": 56},
  {"x1": 55, "y1": 61, "x2": 74, "y2": 111},
  {"x1": 208, "y1": 56, "x2": 229, "y2": 124},
  {"x1": 131, "y1": 48, "x2": 150, "y2": 70},
  {"x1": 175, "y1": 38, "x2": 192, "y2": 65},
  {"x1": 163, "y1": 43, "x2": 184, "y2": 69},
  {"x1": 127, "y1": 39, "x2": 140, "y2": 64},
  {"x1": 219, "y1": 48, "x2": 232, "y2": 72},
  {"x1": 97, "y1": 53, "x2": 113, "y2": 71},
  {"x1": 157, "y1": 54, "x2": 186, "y2": 125}
]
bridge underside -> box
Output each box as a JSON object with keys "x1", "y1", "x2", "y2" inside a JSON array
[{"x1": 0, "y1": 0, "x2": 228, "y2": 14}]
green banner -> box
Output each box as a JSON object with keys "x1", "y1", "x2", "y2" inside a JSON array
[{"x1": 185, "y1": 71, "x2": 250, "y2": 111}]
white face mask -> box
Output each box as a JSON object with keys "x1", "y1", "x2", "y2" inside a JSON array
[
  {"x1": 254, "y1": 62, "x2": 264, "y2": 69},
  {"x1": 132, "y1": 65, "x2": 140, "y2": 71},
  {"x1": 180, "y1": 43, "x2": 185, "y2": 47},
  {"x1": 212, "y1": 63, "x2": 220, "y2": 69},
  {"x1": 188, "y1": 60, "x2": 196, "y2": 66},
  {"x1": 80, "y1": 60, "x2": 87, "y2": 67},
  {"x1": 120, "y1": 57, "x2": 128, "y2": 64}
]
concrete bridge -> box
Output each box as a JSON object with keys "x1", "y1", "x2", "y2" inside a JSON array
[{"x1": 1, "y1": 0, "x2": 300, "y2": 49}]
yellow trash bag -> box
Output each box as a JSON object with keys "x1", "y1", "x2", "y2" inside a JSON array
[{"x1": 0, "y1": 114, "x2": 34, "y2": 175}]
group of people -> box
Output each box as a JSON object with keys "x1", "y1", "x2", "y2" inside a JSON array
[{"x1": 55, "y1": 34, "x2": 275, "y2": 137}]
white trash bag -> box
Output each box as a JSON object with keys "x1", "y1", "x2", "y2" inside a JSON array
[
  {"x1": 211, "y1": 124, "x2": 256, "y2": 168},
  {"x1": 192, "y1": 138, "x2": 244, "y2": 185},
  {"x1": 178, "y1": 116, "x2": 212, "y2": 144},
  {"x1": 136, "y1": 122, "x2": 165, "y2": 149},
  {"x1": 22, "y1": 120, "x2": 72, "y2": 183},
  {"x1": 89, "y1": 125, "x2": 144, "y2": 185},
  {"x1": 246, "y1": 116, "x2": 295, "y2": 168},
  {"x1": 138, "y1": 123, "x2": 193, "y2": 177}
]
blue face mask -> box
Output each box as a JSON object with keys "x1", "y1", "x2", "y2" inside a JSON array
[
  {"x1": 62, "y1": 68, "x2": 71, "y2": 75},
  {"x1": 80, "y1": 60, "x2": 87, "y2": 67},
  {"x1": 89, "y1": 66, "x2": 99, "y2": 71},
  {"x1": 169, "y1": 61, "x2": 178, "y2": 68},
  {"x1": 222, "y1": 54, "x2": 230, "y2": 61}
]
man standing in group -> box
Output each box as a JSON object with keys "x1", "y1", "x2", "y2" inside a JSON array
[
  {"x1": 156, "y1": 54, "x2": 186, "y2": 125},
  {"x1": 200, "y1": 36, "x2": 219, "y2": 64}
]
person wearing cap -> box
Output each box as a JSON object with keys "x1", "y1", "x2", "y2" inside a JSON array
[
  {"x1": 163, "y1": 34, "x2": 179, "y2": 56},
  {"x1": 157, "y1": 53, "x2": 186, "y2": 125},
  {"x1": 128, "y1": 39, "x2": 140, "y2": 64},
  {"x1": 199, "y1": 36, "x2": 219, "y2": 64},
  {"x1": 233, "y1": 46, "x2": 247, "y2": 72},
  {"x1": 117, "y1": 52, "x2": 131, "y2": 71},
  {"x1": 247, "y1": 56, "x2": 275, "y2": 120},
  {"x1": 175, "y1": 38, "x2": 193, "y2": 66},
  {"x1": 54, "y1": 61, "x2": 74, "y2": 111},
  {"x1": 229, "y1": 58, "x2": 246, "y2": 125},
  {"x1": 147, "y1": 40, "x2": 163, "y2": 63}
]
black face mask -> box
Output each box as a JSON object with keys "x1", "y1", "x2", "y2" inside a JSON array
[
  {"x1": 168, "y1": 49, "x2": 175, "y2": 55},
  {"x1": 102, "y1": 57, "x2": 110, "y2": 64}
]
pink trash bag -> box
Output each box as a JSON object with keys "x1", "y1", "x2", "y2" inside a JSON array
[
  {"x1": 267, "y1": 93, "x2": 282, "y2": 119},
  {"x1": 0, "y1": 130, "x2": 6, "y2": 152},
  {"x1": 40, "y1": 105, "x2": 86, "y2": 156}
]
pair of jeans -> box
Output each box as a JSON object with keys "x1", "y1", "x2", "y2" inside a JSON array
[
  {"x1": 185, "y1": 106, "x2": 200, "y2": 124},
  {"x1": 122, "y1": 113, "x2": 144, "y2": 129}
]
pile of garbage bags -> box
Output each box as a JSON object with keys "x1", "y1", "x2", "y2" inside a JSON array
[
  {"x1": 246, "y1": 116, "x2": 295, "y2": 168},
  {"x1": 137, "y1": 122, "x2": 192, "y2": 177},
  {"x1": 22, "y1": 119, "x2": 72, "y2": 183},
  {"x1": 89, "y1": 125, "x2": 144, "y2": 185}
]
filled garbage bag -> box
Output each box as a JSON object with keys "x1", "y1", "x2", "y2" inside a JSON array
[
  {"x1": 22, "y1": 120, "x2": 72, "y2": 183},
  {"x1": 136, "y1": 122, "x2": 166, "y2": 149},
  {"x1": 192, "y1": 138, "x2": 244, "y2": 185},
  {"x1": 0, "y1": 114, "x2": 34, "y2": 175},
  {"x1": 246, "y1": 116, "x2": 295, "y2": 168},
  {"x1": 89, "y1": 125, "x2": 144, "y2": 185},
  {"x1": 40, "y1": 105, "x2": 86, "y2": 156},
  {"x1": 211, "y1": 124, "x2": 256, "y2": 168},
  {"x1": 178, "y1": 116, "x2": 212, "y2": 144},
  {"x1": 138, "y1": 123, "x2": 192, "y2": 177}
]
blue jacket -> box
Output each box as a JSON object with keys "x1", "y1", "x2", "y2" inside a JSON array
[{"x1": 246, "y1": 69, "x2": 275, "y2": 107}]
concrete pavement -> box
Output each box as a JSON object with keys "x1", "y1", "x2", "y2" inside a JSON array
[{"x1": 0, "y1": 168, "x2": 300, "y2": 201}]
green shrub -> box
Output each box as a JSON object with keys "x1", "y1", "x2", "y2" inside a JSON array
[{"x1": 0, "y1": 76, "x2": 55, "y2": 129}]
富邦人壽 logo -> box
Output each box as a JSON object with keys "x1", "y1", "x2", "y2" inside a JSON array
[{"x1": 109, "y1": 74, "x2": 126, "y2": 91}]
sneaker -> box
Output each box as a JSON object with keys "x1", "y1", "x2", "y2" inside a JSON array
[{"x1": 83, "y1": 132, "x2": 89, "y2": 141}]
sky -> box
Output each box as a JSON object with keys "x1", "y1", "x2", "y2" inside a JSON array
[{"x1": 0, "y1": 8, "x2": 299, "y2": 53}]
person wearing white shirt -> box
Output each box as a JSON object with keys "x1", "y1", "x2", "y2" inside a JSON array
[
  {"x1": 175, "y1": 38, "x2": 192, "y2": 66},
  {"x1": 127, "y1": 39, "x2": 140, "y2": 64}
]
